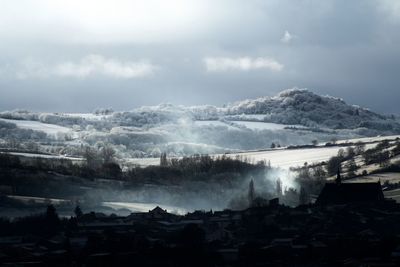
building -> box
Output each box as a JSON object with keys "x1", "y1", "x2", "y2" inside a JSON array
[{"x1": 316, "y1": 170, "x2": 385, "y2": 205}]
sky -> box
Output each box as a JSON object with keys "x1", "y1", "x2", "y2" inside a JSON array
[{"x1": 0, "y1": 0, "x2": 400, "y2": 114}]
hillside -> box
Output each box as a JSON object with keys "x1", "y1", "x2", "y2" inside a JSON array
[
  {"x1": 223, "y1": 88, "x2": 396, "y2": 130},
  {"x1": 0, "y1": 88, "x2": 399, "y2": 159}
]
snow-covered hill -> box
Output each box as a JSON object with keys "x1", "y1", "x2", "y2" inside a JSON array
[
  {"x1": 223, "y1": 88, "x2": 396, "y2": 130},
  {"x1": 0, "y1": 88, "x2": 399, "y2": 158}
]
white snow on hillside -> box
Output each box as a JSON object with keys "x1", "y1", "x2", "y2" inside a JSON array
[
  {"x1": 193, "y1": 120, "x2": 236, "y2": 129},
  {"x1": 127, "y1": 135, "x2": 400, "y2": 169},
  {"x1": 1, "y1": 88, "x2": 399, "y2": 158},
  {"x1": 63, "y1": 113, "x2": 111, "y2": 121},
  {"x1": 230, "y1": 121, "x2": 303, "y2": 130},
  {"x1": 0, "y1": 118, "x2": 74, "y2": 137},
  {"x1": 223, "y1": 88, "x2": 399, "y2": 130}
]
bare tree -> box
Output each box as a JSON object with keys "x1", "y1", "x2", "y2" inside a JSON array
[
  {"x1": 83, "y1": 146, "x2": 100, "y2": 169},
  {"x1": 101, "y1": 144, "x2": 115, "y2": 164}
]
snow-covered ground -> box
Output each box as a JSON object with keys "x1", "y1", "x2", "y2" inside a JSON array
[
  {"x1": 193, "y1": 120, "x2": 236, "y2": 129},
  {"x1": 335, "y1": 135, "x2": 400, "y2": 144},
  {"x1": 227, "y1": 146, "x2": 346, "y2": 169},
  {"x1": 2, "y1": 152, "x2": 84, "y2": 161},
  {"x1": 125, "y1": 145, "x2": 356, "y2": 169},
  {"x1": 128, "y1": 135, "x2": 400, "y2": 169},
  {"x1": 345, "y1": 173, "x2": 400, "y2": 184},
  {"x1": 0, "y1": 118, "x2": 73, "y2": 136},
  {"x1": 125, "y1": 157, "x2": 161, "y2": 167},
  {"x1": 230, "y1": 121, "x2": 302, "y2": 130},
  {"x1": 384, "y1": 189, "x2": 400, "y2": 202},
  {"x1": 63, "y1": 113, "x2": 111, "y2": 121}
]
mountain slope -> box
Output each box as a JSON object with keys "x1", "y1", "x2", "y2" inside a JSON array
[
  {"x1": 0, "y1": 88, "x2": 399, "y2": 158},
  {"x1": 224, "y1": 88, "x2": 395, "y2": 130}
]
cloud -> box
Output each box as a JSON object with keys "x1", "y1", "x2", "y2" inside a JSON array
[
  {"x1": 378, "y1": 1, "x2": 400, "y2": 21},
  {"x1": 15, "y1": 55, "x2": 157, "y2": 79},
  {"x1": 204, "y1": 57, "x2": 284, "y2": 72},
  {"x1": 280, "y1": 30, "x2": 295, "y2": 44},
  {"x1": 0, "y1": 0, "x2": 211, "y2": 44}
]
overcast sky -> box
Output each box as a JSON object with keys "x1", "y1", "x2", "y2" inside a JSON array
[{"x1": 0, "y1": 0, "x2": 399, "y2": 113}]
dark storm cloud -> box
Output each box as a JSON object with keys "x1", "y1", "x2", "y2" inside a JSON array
[{"x1": 0, "y1": 0, "x2": 399, "y2": 114}]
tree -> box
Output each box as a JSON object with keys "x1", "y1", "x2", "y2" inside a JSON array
[
  {"x1": 299, "y1": 186, "x2": 309, "y2": 205},
  {"x1": 355, "y1": 142, "x2": 366, "y2": 155},
  {"x1": 83, "y1": 146, "x2": 101, "y2": 169},
  {"x1": 248, "y1": 179, "x2": 255, "y2": 204},
  {"x1": 346, "y1": 146, "x2": 356, "y2": 158},
  {"x1": 313, "y1": 165, "x2": 326, "y2": 180},
  {"x1": 312, "y1": 140, "x2": 319, "y2": 146},
  {"x1": 45, "y1": 205, "x2": 60, "y2": 235},
  {"x1": 160, "y1": 152, "x2": 168, "y2": 166},
  {"x1": 327, "y1": 156, "x2": 342, "y2": 176},
  {"x1": 346, "y1": 158, "x2": 358, "y2": 177},
  {"x1": 392, "y1": 141, "x2": 400, "y2": 156},
  {"x1": 337, "y1": 148, "x2": 345, "y2": 160},
  {"x1": 74, "y1": 205, "x2": 83, "y2": 218},
  {"x1": 377, "y1": 151, "x2": 390, "y2": 167},
  {"x1": 276, "y1": 178, "x2": 282, "y2": 196},
  {"x1": 102, "y1": 162, "x2": 122, "y2": 178},
  {"x1": 100, "y1": 144, "x2": 115, "y2": 164},
  {"x1": 271, "y1": 142, "x2": 276, "y2": 149}
]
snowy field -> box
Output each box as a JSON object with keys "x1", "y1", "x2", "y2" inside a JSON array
[
  {"x1": 231, "y1": 121, "x2": 302, "y2": 130},
  {"x1": 224, "y1": 114, "x2": 268, "y2": 120},
  {"x1": 193, "y1": 120, "x2": 236, "y2": 129},
  {"x1": 193, "y1": 119, "x2": 304, "y2": 131},
  {"x1": 335, "y1": 135, "x2": 400, "y2": 144},
  {"x1": 0, "y1": 118, "x2": 73, "y2": 136},
  {"x1": 345, "y1": 173, "x2": 400, "y2": 184},
  {"x1": 1, "y1": 152, "x2": 84, "y2": 161},
  {"x1": 126, "y1": 146, "x2": 347, "y2": 169},
  {"x1": 128, "y1": 135, "x2": 400, "y2": 169},
  {"x1": 227, "y1": 146, "x2": 347, "y2": 169},
  {"x1": 384, "y1": 189, "x2": 400, "y2": 202},
  {"x1": 63, "y1": 113, "x2": 111, "y2": 121},
  {"x1": 125, "y1": 157, "x2": 161, "y2": 167}
]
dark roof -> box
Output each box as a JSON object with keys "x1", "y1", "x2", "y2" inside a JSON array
[
  {"x1": 316, "y1": 182, "x2": 384, "y2": 205},
  {"x1": 150, "y1": 206, "x2": 167, "y2": 214}
]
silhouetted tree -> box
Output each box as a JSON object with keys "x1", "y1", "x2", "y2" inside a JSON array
[
  {"x1": 83, "y1": 146, "x2": 101, "y2": 169},
  {"x1": 160, "y1": 152, "x2": 168, "y2": 166},
  {"x1": 102, "y1": 162, "x2": 122, "y2": 178},
  {"x1": 74, "y1": 205, "x2": 83, "y2": 218},
  {"x1": 346, "y1": 146, "x2": 356, "y2": 158},
  {"x1": 299, "y1": 186, "x2": 309, "y2": 205},
  {"x1": 248, "y1": 179, "x2": 255, "y2": 204},
  {"x1": 346, "y1": 158, "x2": 358, "y2": 177},
  {"x1": 45, "y1": 205, "x2": 60, "y2": 235},
  {"x1": 327, "y1": 156, "x2": 342, "y2": 176},
  {"x1": 276, "y1": 178, "x2": 282, "y2": 196}
]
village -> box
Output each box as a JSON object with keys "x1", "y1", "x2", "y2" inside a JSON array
[{"x1": 1, "y1": 172, "x2": 400, "y2": 266}]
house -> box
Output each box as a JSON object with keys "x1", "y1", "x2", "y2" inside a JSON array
[{"x1": 316, "y1": 170, "x2": 384, "y2": 205}]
